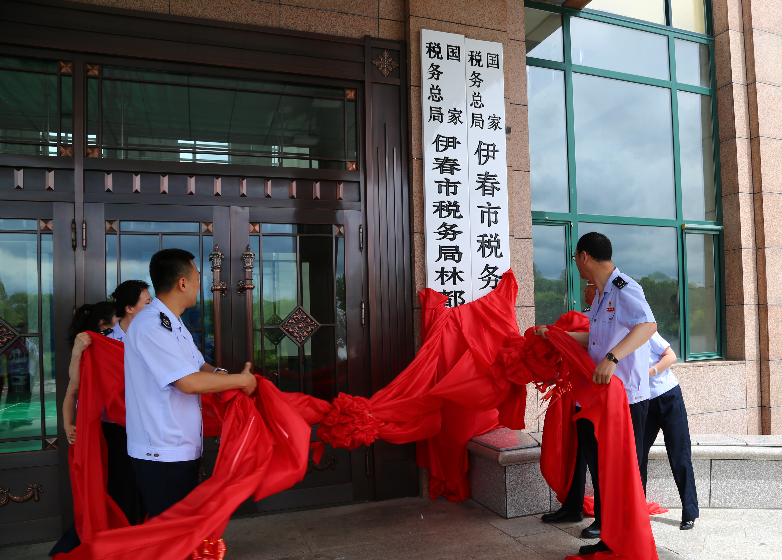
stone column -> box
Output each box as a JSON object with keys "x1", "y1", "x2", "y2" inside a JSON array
[{"x1": 743, "y1": 0, "x2": 782, "y2": 434}]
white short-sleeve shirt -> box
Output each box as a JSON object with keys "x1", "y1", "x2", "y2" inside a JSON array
[
  {"x1": 125, "y1": 298, "x2": 205, "y2": 462},
  {"x1": 649, "y1": 331, "x2": 679, "y2": 399},
  {"x1": 587, "y1": 268, "x2": 657, "y2": 404}
]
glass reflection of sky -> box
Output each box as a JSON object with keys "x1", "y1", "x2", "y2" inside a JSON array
[
  {"x1": 573, "y1": 74, "x2": 675, "y2": 219},
  {"x1": 532, "y1": 225, "x2": 567, "y2": 279}
]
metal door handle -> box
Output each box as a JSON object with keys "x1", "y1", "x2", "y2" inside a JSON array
[
  {"x1": 208, "y1": 244, "x2": 227, "y2": 367},
  {"x1": 237, "y1": 244, "x2": 255, "y2": 364}
]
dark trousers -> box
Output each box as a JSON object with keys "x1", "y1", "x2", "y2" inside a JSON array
[
  {"x1": 131, "y1": 457, "x2": 200, "y2": 518},
  {"x1": 640, "y1": 385, "x2": 699, "y2": 522},
  {"x1": 102, "y1": 422, "x2": 146, "y2": 525},
  {"x1": 563, "y1": 400, "x2": 649, "y2": 524}
]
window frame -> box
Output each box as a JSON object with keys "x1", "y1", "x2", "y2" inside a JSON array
[{"x1": 527, "y1": 0, "x2": 724, "y2": 361}]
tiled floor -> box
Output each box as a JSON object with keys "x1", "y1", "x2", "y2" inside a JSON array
[{"x1": 5, "y1": 498, "x2": 782, "y2": 559}]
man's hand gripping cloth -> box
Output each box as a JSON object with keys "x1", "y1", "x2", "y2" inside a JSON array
[{"x1": 57, "y1": 333, "x2": 311, "y2": 560}]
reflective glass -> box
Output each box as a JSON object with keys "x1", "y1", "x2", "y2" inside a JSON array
[
  {"x1": 0, "y1": 337, "x2": 42, "y2": 442},
  {"x1": 121, "y1": 221, "x2": 200, "y2": 233},
  {"x1": 586, "y1": 0, "x2": 666, "y2": 25},
  {"x1": 106, "y1": 233, "x2": 118, "y2": 297},
  {"x1": 0, "y1": 69, "x2": 59, "y2": 154},
  {"x1": 579, "y1": 223, "x2": 680, "y2": 356},
  {"x1": 250, "y1": 236, "x2": 262, "y2": 333},
  {"x1": 528, "y1": 67, "x2": 569, "y2": 212},
  {"x1": 525, "y1": 8, "x2": 564, "y2": 62},
  {"x1": 119, "y1": 234, "x2": 157, "y2": 291},
  {"x1": 0, "y1": 440, "x2": 40, "y2": 453},
  {"x1": 62, "y1": 75, "x2": 73, "y2": 145},
  {"x1": 0, "y1": 56, "x2": 58, "y2": 72},
  {"x1": 0, "y1": 219, "x2": 37, "y2": 231},
  {"x1": 347, "y1": 99, "x2": 358, "y2": 162},
  {"x1": 573, "y1": 74, "x2": 675, "y2": 219},
  {"x1": 87, "y1": 78, "x2": 99, "y2": 146},
  {"x1": 162, "y1": 235, "x2": 201, "y2": 330},
  {"x1": 41, "y1": 236, "x2": 56, "y2": 437},
  {"x1": 300, "y1": 236, "x2": 335, "y2": 324},
  {"x1": 675, "y1": 39, "x2": 711, "y2": 88},
  {"x1": 261, "y1": 224, "x2": 332, "y2": 234},
  {"x1": 679, "y1": 92, "x2": 716, "y2": 221},
  {"x1": 570, "y1": 18, "x2": 669, "y2": 80},
  {"x1": 686, "y1": 234, "x2": 718, "y2": 354},
  {"x1": 672, "y1": 0, "x2": 707, "y2": 34},
  {"x1": 335, "y1": 237, "x2": 347, "y2": 367},
  {"x1": 304, "y1": 326, "x2": 336, "y2": 401},
  {"x1": 532, "y1": 225, "x2": 569, "y2": 325},
  {"x1": 262, "y1": 236, "x2": 297, "y2": 324},
  {"x1": 100, "y1": 79, "x2": 346, "y2": 164},
  {"x1": 0, "y1": 234, "x2": 39, "y2": 334},
  {"x1": 261, "y1": 329, "x2": 300, "y2": 393}
]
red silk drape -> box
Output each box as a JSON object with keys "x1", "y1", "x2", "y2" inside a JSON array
[{"x1": 61, "y1": 272, "x2": 658, "y2": 560}]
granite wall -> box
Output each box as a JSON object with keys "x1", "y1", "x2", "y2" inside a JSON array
[{"x1": 59, "y1": 0, "x2": 780, "y2": 434}]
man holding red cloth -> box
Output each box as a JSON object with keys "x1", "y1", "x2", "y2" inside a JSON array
[{"x1": 538, "y1": 232, "x2": 657, "y2": 556}]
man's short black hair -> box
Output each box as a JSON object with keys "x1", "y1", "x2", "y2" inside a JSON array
[
  {"x1": 149, "y1": 248, "x2": 196, "y2": 294},
  {"x1": 576, "y1": 232, "x2": 612, "y2": 262}
]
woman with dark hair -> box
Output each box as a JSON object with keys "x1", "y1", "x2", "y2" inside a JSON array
[{"x1": 51, "y1": 283, "x2": 151, "y2": 556}]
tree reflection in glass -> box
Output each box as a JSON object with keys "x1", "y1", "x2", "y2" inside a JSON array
[
  {"x1": 532, "y1": 225, "x2": 569, "y2": 326},
  {"x1": 686, "y1": 234, "x2": 717, "y2": 354}
]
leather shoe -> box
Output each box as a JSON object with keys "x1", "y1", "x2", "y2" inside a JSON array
[
  {"x1": 579, "y1": 541, "x2": 611, "y2": 555},
  {"x1": 580, "y1": 520, "x2": 601, "y2": 539},
  {"x1": 680, "y1": 520, "x2": 695, "y2": 530},
  {"x1": 541, "y1": 507, "x2": 583, "y2": 523}
]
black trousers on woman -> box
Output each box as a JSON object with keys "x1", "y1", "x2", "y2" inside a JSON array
[
  {"x1": 640, "y1": 385, "x2": 699, "y2": 522},
  {"x1": 49, "y1": 422, "x2": 145, "y2": 556}
]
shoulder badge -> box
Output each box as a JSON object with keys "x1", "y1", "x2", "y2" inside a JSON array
[
  {"x1": 612, "y1": 276, "x2": 628, "y2": 290},
  {"x1": 160, "y1": 312, "x2": 172, "y2": 332},
  {"x1": 100, "y1": 328, "x2": 113, "y2": 336}
]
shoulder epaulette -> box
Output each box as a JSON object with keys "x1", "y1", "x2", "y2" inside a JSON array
[
  {"x1": 612, "y1": 276, "x2": 628, "y2": 290},
  {"x1": 160, "y1": 312, "x2": 172, "y2": 332},
  {"x1": 99, "y1": 328, "x2": 113, "y2": 336}
]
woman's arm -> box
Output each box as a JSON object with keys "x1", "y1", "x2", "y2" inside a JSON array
[
  {"x1": 63, "y1": 333, "x2": 91, "y2": 445},
  {"x1": 535, "y1": 327, "x2": 589, "y2": 348},
  {"x1": 650, "y1": 346, "x2": 677, "y2": 377}
]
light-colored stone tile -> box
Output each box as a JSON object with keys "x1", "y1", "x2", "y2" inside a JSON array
[
  {"x1": 717, "y1": 83, "x2": 750, "y2": 142},
  {"x1": 379, "y1": 0, "x2": 405, "y2": 21},
  {"x1": 510, "y1": 237, "x2": 533, "y2": 307},
  {"x1": 468, "y1": 451, "x2": 508, "y2": 517},
  {"x1": 743, "y1": 0, "x2": 782, "y2": 36},
  {"x1": 516, "y1": 529, "x2": 588, "y2": 559},
  {"x1": 506, "y1": 40, "x2": 527, "y2": 106},
  {"x1": 764, "y1": 359, "x2": 782, "y2": 408},
  {"x1": 755, "y1": 191, "x2": 782, "y2": 247},
  {"x1": 508, "y1": 0, "x2": 525, "y2": 41},
  {"x1": 220, "y1": 514, "x2": 310, "y2": 559},
  {"x1": 507, "y1": 103, "x2": 529, "y2": 172},
  {"x1": 686, "y1": 408, "x2": 748, "y2": 434},
  {"x1": 751, "y1": 136, "x2": 782, "y2": 194},
  {"x1": 516, "y1": 305, "x2": 535, "y2": 336},
  {"x1": 643, "y1": 459, "x2": 709, "y2": 511},
  {"x1": 508, "y1": 169, "x2": 532, "y2": 241},
  {"x1": 691, "y1": 433, "x2": 747, "y2": 446},
  {"x1": 771, "y1": 405, "x2": 782, "y2": 434},
  {"x1": 747, "y1": 359, "x2": 761, "y2": 408},
  {"x1": 726, "y1": 305, "x2": 748, "y2": 360},
  {"x1": 761, "y1": 304, "x2": 782, "y2": 360},
  {"x1": 280, "y1": 5, "x2": 377, "y2": 39},
  {"x1": 747, "y1": 405, "x2": 762, "y2": 434},
  {"x1": 677, "y1": 361, "x2": 746, "y2": 414},
  {"x1": 715, "y1": 30, "x2": 746, "y2": 89},
  {"x1": 487, "y1": 513, "x2": 557, "y2": 538},
  {"x1": 379, "y1": 18, "x2": 406, "y2": 40},
  {"x1": 724, "y1": 249, "x2": 757, "y2": 305},
  {"x1": 170, "y1": 0, "x2": 280, "y2": 26},
  {"x1": 720, "y1": 137, "x2": 752, "y2": 195},
  {"x1": 749, "y1": 81, "x2": 782, "y2": 140},
  {"x1": 722, "y1": 192, "x2": 755, "y2": 251},
  {"x1": 280, "y1": 0, "x2": 378, "y2": 18},
  {"x1": 410, "y1": 86, "x2": 422, "y2": 159},
  {"x1": 506, "y1": 462, "x2": 551, "y2": 517},
  {"x1": 711, "y1": 459, "x2": 782, "y2": 508},
  {"x1": 757, "y1": 248, "x2": 782, "y2": 304},
  {"x1": 409, "y1": 0, "x2": 508, "y2": 32}
]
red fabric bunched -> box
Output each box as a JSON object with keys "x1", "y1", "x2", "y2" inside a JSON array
[{"x1": 58, "y1": 334, "x2": 311, "y2": 560}]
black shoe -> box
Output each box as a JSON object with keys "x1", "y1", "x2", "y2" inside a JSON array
[
  {"x1": 578, "y1": 541, "x2": 611, "y2": 555},
  {"x1": 541, "y1": 507, "x2": 584, "y2": 523},
  {"x1": 581, "y1": 520, "x2": 601, "y2": 539},
  {"x1": 680, "y1": 520, "x2": 695, "y2": 530}
]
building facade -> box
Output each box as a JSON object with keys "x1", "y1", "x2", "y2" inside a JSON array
[{"x1": 0, "y1": 0, "x2": 777, "y2": 548}]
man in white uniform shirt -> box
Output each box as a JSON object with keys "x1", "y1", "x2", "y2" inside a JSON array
[
  {"x1": 537, "y1": 232, "x2": 657, "y2": 556},
  {"x1": 125, "y1": 248, "x2": 257, "y2": 518}
]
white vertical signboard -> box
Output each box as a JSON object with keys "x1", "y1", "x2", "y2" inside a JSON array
[
  {"x1": 464, "y1": 38, "x2": 510, "y2": 300},
  {"x1": 421, "y1": 30, "x2": 472, "y2": 307}
]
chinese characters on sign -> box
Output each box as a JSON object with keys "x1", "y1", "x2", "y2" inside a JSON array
[{"x1": 422, "y1": 30, "x2": 510, "y2": 306}]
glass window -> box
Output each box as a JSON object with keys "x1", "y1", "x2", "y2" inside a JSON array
[
  {"x1": 587, "y1": 0, "x2": 666, "y2": 26},
  {"x1": 579, "y1": 223, "x2": 681, "y2": 357},
  {"x1": 89, "y1": 67, "x2": 355, "y2": 169},
  {"x1": 528, "y1": 67, "x2": 569, "y2": 213},
  {"x1": 525, "y1": 8, "x2": 564, "y2": 62},
  {"x1": 678, "y1": 92, "x2": 716, "y2": 221},
  {"x1": 672, "y1": 0, "x2": 707, "y2": 34},
  {"x1": 570, "y1": 18, "x2": 669, "y2": 80},
  {"x1": 532, "y1": 225, "x2": 569, "y2": 325},
  {"x1": 572, "y1": 74, "x2": 675, "y2": 219},
  {"x1": 675, "y1": 39, "x2": 711, "y2": 88},
  {"x1": 685, "y1": 233, "x2": 718, "y2": 354}
]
